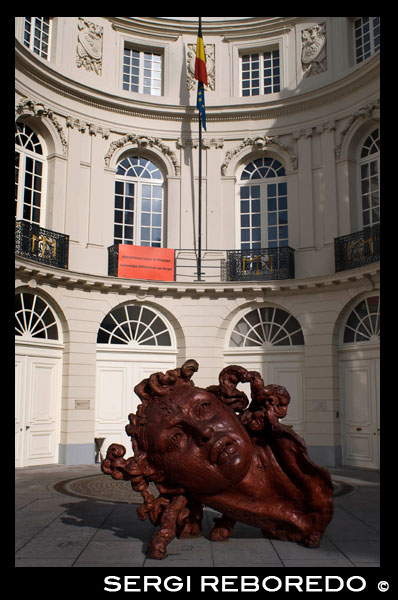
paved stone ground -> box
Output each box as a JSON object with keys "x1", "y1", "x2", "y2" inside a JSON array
[{"x1": 15, "y1": 464, "x2": 380, "y2": 568}]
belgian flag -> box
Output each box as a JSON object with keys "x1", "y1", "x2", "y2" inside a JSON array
[{"x1": 195, "y1": 19, "x2": 207, "y2": 130}]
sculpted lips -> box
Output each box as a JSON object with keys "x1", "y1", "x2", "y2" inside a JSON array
[{"x1": 210, "y1": 436, "x2": 239, "y2": 466}]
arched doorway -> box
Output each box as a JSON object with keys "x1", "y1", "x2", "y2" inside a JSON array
[
  {"x1": 224, "y1": 305, "x2": 305, "y2": 436},
  {"x1": 15, "y1": 291, "x2": 63, "y2": 467},
  {"x1": 338, "y1": 295, "x2": 380, "y2": 469},
  {"x1": 95, "y1": 303, "x2": 178, "y2": 457}
]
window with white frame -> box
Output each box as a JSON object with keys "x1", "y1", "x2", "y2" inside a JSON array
[
  {"x1": 114, "y1": 156, "x2": 164, "y2": 247},
  {"x1": 23, "y1": 17, "x2": 51, "y2": 60},
  {"x1": 97, "y1": 304, "x2": 172, "y2": 346},
  {"x1": 239, "y1": 158, "x2": 288, "y2": 250},
  {"x1": 230, "y1": 306, "x2": 304, "y2": 348},
  {"x1": 241, "y1": 49, "x2": 280, "y2": 96},
  {"x1": 122, "y1": 47, "x2": 162, "y2": 96},
  {"x1": 15, "y1": 292, "x2": 59, "y2": 340},
  {"x1": 353, "y1": 17, "x2": 380, "y2": 64},
  {"x1": 343, "y1": 296, "x2": 380, "y2": 344},
  {"x1": 15, "y1": 122, "x2": 44, "y2": 225},
  {"x1": 360, "y1": 128, "x2": 379, "y2": 228}
]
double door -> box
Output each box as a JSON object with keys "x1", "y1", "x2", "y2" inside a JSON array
[{"x1": 95, "y1": 351, "x2": 176, "y2": 459}]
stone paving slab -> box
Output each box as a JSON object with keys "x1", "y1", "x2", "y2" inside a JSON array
[
  {"x1": 211, "y1": 537, "x2": 283, "y2": 567},
  {"x1": 14, "y1": 464, "x2": 381, "y2": 569}
]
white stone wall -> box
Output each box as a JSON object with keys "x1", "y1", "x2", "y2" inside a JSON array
[{"x1": 15, "y1": 17, "x2": 380, "y2": 466}]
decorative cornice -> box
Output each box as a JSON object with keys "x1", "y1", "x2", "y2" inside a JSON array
[
  {"x1": 107, "y1": 17, "x2": 296, "y2": 39},
  {"x1": 221, "y1": 136, "x2": 297, "y2": 175},
  {"x1": 15, "y1": 255, "x2": 379, "y2": 298},
  {"x1": 15, "y1": 40, "x2": 379, "y2": 125},
  {"x1": 104, "y1": 133, "x2": 180, "y2": 174},
  {"x1": 15, "y1": 96, "x2": 68, "y2": 154}
]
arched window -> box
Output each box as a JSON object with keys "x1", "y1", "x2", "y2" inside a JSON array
[
  {"x1": 239, "y1": 157, "x2": 287, "y2": 250},
  {"x1": 343, "y1": 296, "x2": 380, "y2": 344},
  {"x1": 97, "y1": 304, "x2": 173, "y2": 347},
  {"x1": 15, "y1": 292, "x2": 58, "y2": 340},
  {"x1": 360, "y1": 129, "x2": 379, "y2": 228},
  {"x1": 230, "y1": 306, "x2": 304, "y2": 348},
  {"x1": 15, "y1": 122, "x2": 44, "y2": 225},
  {"x1": 114, "y1": 156, "x2": 164, "y2": 247}
]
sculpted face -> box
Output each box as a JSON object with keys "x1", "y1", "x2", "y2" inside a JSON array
[
  {"x1": 266, "y1": 385, "x2": 290, "y2": 419},
  {"x1": 145, "y1": 387, "x2": 253, "y2": 495}
]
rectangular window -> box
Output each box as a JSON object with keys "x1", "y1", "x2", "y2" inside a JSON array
[
  {"x1": 23, "y1": 17, "x2": 50, "y2": 60},
  {"x1": 241, "y1": 49, "x2": 280, "y2": 97},
  {"x1": 267, "y1": 182, "x2": 288, "y2": 248},
  {"x1": 354, "y1": 17, "x2": 380, "y2": 64},
  {"x1": 240, "y1": 185, "x2": 262, "y2": 250},
  {"x1": 114, "y1": 181, "x2": 135, "y2": 245},
  {"x1": 123, "y1": 47, "x2": 162, "y2": 96}
]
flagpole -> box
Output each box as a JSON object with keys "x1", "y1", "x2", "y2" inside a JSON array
[{"x1": 197, "y1": 16, "x2": 203, "y2": 282}]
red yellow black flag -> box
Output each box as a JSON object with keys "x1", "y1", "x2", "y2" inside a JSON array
[{"x1": 195, "y1": 19, "x2": 207, "y2": 130}]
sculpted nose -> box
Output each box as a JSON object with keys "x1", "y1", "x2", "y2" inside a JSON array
[
  {"x1": 184, "y1": 417, "x2": 213, "y2": 446},
  {"x1": 196, "y1": 425, "x2": 213, "y2": 446}
]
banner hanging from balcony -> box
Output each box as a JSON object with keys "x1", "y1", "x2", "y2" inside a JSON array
[{"x1": 117, "y1": 245, "x2": 175, "y2": 282}]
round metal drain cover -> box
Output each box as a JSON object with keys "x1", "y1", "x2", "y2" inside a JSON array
[
  {"x1": 53, "y1": 474, "x2": 354, "y2": 504},
  {"x1": 52, "y1": 474, "x2": 157, "y2": 504}
]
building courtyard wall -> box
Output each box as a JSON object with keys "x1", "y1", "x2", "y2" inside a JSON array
[{"x1": 15, "y1": 17, "x2": 380, "y2": 468}]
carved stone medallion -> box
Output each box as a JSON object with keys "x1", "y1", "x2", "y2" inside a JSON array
[
  {"x1": 76, "y1": 17, "x2": 103, "y2": 75},
  {"x1": 301, "y1": 23, "x2": 327, "y2": 78},
  {"x1": 187, "y1": 43, "x2": 215, "y2": 90}
]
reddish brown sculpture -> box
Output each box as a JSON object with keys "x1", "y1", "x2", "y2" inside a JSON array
[{"x1": 101, "y1": 361, "x2": 334, "y2": 559}]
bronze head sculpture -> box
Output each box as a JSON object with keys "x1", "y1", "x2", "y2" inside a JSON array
[{"x1": 102, "y1": 360, "x2": 334, "y2": 559}]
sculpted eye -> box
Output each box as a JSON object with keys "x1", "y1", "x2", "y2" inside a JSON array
[
  {"x1": 167, "y1": 430, "x2": 187, "y2": 450},
  {"x1": 195, "y1": 402, "x2": 212, "y2": 419}
]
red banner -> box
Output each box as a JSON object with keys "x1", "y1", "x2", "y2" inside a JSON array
[{"x1": 117, "y1": 245, "x2": 175, "y2": 282}]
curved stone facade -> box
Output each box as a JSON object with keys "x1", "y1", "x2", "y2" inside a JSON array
[{"x1": 15, "y1": 17, "x2": 380, "y2": 468}]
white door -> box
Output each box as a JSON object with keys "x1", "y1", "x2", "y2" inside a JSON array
[
  {"x1": 95, "y1": 351, "x2": 176, "y2": 459},
  {"x1": 268, "y1": 358, "x2": 304, "y2": 436},
  {"x1": 340, "y1": 356, "x2": 380, "y2": 469},
  {"x1": 223, "y1": 351, "x2": 304, "y2": 435},
  {"x1": 15, "y1": 349, "x2": 62, "y2": 467}
]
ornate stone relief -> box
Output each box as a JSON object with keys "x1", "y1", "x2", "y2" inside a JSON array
[
  {"x1": 105, "y1": 134, "x2": 180, "y2": 175},
  {"x1": 221, "y1": 136, "x2": 297, "y2": 175},
  {"x1": 76, "y1": 17, "x2": 103, "y2": 75},
  {"x1": 186, "y1": 43, "x2": 215, "y2": 90},
  {"x1": 292, "y1": 121, "x2": 336, "y2": 140},
  {"x1": 66, "y1": 117, "x2": 110, "y2": 138},
  {"x1": 15, "y1": 97, "x2": 68, "y2": 154},
  {"x1": 301, "y1": 23, "x2": 327, "y2": 78},
  {"x1": 176, "y1": 137, "x2": 224, "y2": 149},
  {"x1": 334, "y1": 100, "x2": 380, "y2": 159}
]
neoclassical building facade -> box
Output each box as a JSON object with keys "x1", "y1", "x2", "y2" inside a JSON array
[{"x1": 15, "y1": 17, "x2": 380, "y2": 469}]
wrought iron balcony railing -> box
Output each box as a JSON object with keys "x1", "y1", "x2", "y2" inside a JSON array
[
  {"x1": 108, "y1": 244, "x2": 295, "y2": 282},
  {"x1": 15, "y1": 220, "x2": 69, "y2": 270},
  {"x1": 334, "y1": 224, "x2": 380, "y2": 272},
  {"x1": 224, "y1": 247, "x2": 295, "y2": 281}
]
